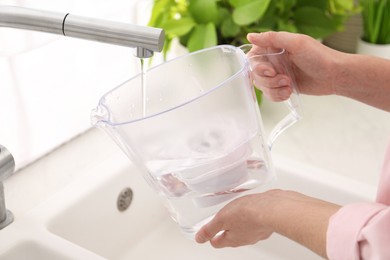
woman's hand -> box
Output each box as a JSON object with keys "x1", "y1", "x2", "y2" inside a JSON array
[
  {"x1": 195, "y1": 189, "x2": 341, "y2": 258},
  {"x1": 247, "y1": 32, "x2": 342, "y2": 101},
  {"x1": 247, "y1": 31, "x2": 390, "y2": 112}
]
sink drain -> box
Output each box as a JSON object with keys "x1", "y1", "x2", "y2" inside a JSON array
[{"x1": 117, "y1": 187, "x2": 133, "y2": 212}]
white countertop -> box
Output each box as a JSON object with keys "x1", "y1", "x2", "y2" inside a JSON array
[
  {"x1": 4, "y1": 128, "x2": 121, "y2": 219},
  {"x1": 262, "y1": 94, "x2": 390, "y2": 186}
]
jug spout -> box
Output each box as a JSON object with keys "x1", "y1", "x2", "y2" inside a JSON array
[{"x1": 91, "y1": 104, "x2": 109, "y2": 127}]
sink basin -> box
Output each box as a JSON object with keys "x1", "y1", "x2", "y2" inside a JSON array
[
  {"x1": 2, "y1": 240, "x2": 74, "y2": 260},
  {"x1": 0, "y1": 221, "x2": 106, "y2": 260},
  {"x1": 0, "y1": 151, "x2": 376, "y2": 259},
  {"x1": 45, "y1": 154, "x2": 168, "y2": 259}
]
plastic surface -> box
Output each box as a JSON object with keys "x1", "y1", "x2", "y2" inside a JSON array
[
  {"x1": 91, "y1": 44, "x2": 300, "y2": 237},
  {"x1": 239, "y1": 44, "x2": 301, "y2": 149}
]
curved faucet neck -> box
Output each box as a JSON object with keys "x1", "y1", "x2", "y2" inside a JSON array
[{"x1": 0, "y1": 5, "x2": 165, "y2": 58}]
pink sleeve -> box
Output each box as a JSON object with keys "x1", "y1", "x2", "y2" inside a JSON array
[
  {"x1": 327, "y1": 142, "x2": 390, "y2": 260},
  {"x1": 327, "y1": 203, "x2": 390, "y2": 260}
]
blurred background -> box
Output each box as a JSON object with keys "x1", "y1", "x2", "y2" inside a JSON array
[{"x1": 1, "y1": 0, "x2": 390, "y2": 186}]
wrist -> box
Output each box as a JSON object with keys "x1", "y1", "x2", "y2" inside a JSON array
[
  {"x1": 329, "y1": 52, "x2": 356, "y2": 96},
  {"x1": 263, "y1": 189, "x2": 340, "y2": 258}
]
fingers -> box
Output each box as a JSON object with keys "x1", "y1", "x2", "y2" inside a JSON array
[
  {"x1": 245, "y1": 39, "x2": 296, "y2": 102},
  {"x1": 196, "y1": 226, "x2": 235, "y2": 248},
  {"x1": 247, "y1": 31, "x2": 306, "y2": 53},
  {"x1": 253, "y1": 64, "x2": 293, "y2": 101},
  {"x1": 195, "y1": 217, "x2": 224, "y2": 244},
  {"x1": 209, "y1": 231, "x2": 231, "y2": 248},
  {"x1": 254, "y1": 75, "x2": 292, "y2": 102}
]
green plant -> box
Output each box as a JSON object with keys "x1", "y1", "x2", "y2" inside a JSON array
[
  {"x1": 148, "y1": 0, "x2": 357, "y2": 104},
  {"x1": 360, "y1": 0, "x2": 390, "y2": 44},
  {"x1": 148, "y1": 0, "x2": 359, "y2": 57}
]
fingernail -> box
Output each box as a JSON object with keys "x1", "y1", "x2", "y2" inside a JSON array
[
  {"x1": 195, "y1": 233, "x2": 206, "y2": 244},
  {"x1": 280, "y1": 89, "x2": 290, "y2": 99},
  {"x1": 264, "y1": 70, "x2": 273, "y2": 76},
  {"x1": 278, "y1": 79, "x2": 288, "y2": 86},
  {"x1": 247, "y1": 33, "x2": 257, "y2": 38}
]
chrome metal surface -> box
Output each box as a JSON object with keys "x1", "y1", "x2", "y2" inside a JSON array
[
  {"x1": 0, "y1": 145, "x2": 15, "y2": 229},
  {"x1": 0, "y1": 145, "x2": 15, "y2": 183},
  {"x1": 0, "y1": 5, "x2": 64, "y2": 35},
  {"x1": 134, "y1": 46, "x2": 154, "y2": 59},
  {"x1": 0, "y1": 5, "x2": 165, "y2": 56}
]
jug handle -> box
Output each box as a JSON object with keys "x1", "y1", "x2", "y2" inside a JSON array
[{"x1": 239, "y1": 44, "x2": 302, "y2": 150}]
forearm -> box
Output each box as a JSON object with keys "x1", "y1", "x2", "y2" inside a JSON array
[
  {"x1": 334, "y1": 53, "x2": 390, "y2": 112},
  {"x1": 268, "y1": 191, "x2": 341, "y2": 258}
]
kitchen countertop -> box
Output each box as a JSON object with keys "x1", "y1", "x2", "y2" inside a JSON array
[{"x1": 262, "y1": 94, "x2": 390, "y2": 186}]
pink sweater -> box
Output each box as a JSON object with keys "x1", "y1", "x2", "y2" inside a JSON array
[{"x1": 327, "y1": 143, "x2": 390, "y2": 259}]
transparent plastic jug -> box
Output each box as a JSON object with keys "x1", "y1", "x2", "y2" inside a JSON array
[{"x1": 91, "y1": 44, "x2": 301, "y2": 238}]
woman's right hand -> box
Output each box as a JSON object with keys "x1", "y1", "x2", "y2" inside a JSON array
[{"x1": 247, "y1": 31, "x2": 342, "y2": 102}]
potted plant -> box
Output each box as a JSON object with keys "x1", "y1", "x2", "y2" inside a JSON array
[
  {"x1": 357, "y1": 0, "x2": 390, "y2": 59},
  {"x1": 148, "y1": 0, "x2": 358, "y2": 102},
  {"x1": 149, "y1": 0, "x2": 358, "y2": 55}
]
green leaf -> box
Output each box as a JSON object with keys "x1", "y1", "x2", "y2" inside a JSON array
[
  {"x1": 188, "y1": 0, "x2": 219, "y2": 24},
  {"x1": 221, "y1": 16, "x2": 241, "y2": 38},
  {"x1": 148, "y1": 0, "x2": 175, "y2": 26},
  {"x1": 187, "y1": 23, "x2": 217, "y2": 52},
  {"x1": 257, "y1": 11, "x2": 278, "y2": 27},
  {"x1": 329, "y1": 0, "x2": 356, "y2": 15},
  {"x1": 294, "y1": 7, "x2": 337, "y2": 39},
  {"x1": 162, "y1": 17, "x2": 196, "y2": 37},
  {"x1": 232, "y1": 0, "x2": 271, "y2": 26},
  {"x1": 179, "y1": 31, "x2": 191, "y2": 47},
  {"x1": 296, "y1": 0, "x2": 328, "y2": 9},
  {"x1": 283, "y1": 0, "x2": 297, "y2": 10},
  {"x1": 277, "y1": 20, "x2": 298, "y2": 33},
  {"x1": 361, "y1": 0, "x2": 390, "y2": 44},
  {"x1": 218, "y1": 7, "x2": 230, "y2": 22},
  {"x1": 254, "y1": 87, "x2": 263, "y2": 105},
  {"x1": 161, "y1": 38, "x2": 172, "y2": 61},
  {"x1": 229, "y1": 0, "x2": 254, "y2": 8}
]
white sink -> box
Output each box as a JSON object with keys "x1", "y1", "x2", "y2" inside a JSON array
[
  {"x1": 0, "y1": 220, "x2": 105, "y2": 260},
  {"x1": 1, "y1": 240, "x2": 65, "y2": 260},
  {"x1": 0, "y1": 151, "x2": 376, "y2": 260},
  {"x1": 0, "y1": 240, "x2": 92, "y2": 260}
]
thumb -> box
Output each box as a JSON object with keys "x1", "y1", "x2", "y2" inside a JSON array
[{"x1": 195, "y1": 218, "x2": 224, "y2": 244}]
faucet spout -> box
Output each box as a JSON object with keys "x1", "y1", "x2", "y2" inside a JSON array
[
  {"x1": 0, "y1": 5, "x2": 165, "y2": 58},
  {"x1": 0, "y1": 145, "x2": 15, "y2": 230}
]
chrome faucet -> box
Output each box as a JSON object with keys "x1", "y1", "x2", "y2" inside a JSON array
[
  {"x1": 0, "y1": 5, "x2": 165, "y2": 58},
  {"x1": 0, "y1": 145, "x2": 15, "y2": 230}
]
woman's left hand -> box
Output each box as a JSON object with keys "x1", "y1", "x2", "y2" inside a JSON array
[{"x1": 195, "y1": 189, "x2": 340, "y2": 258}]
